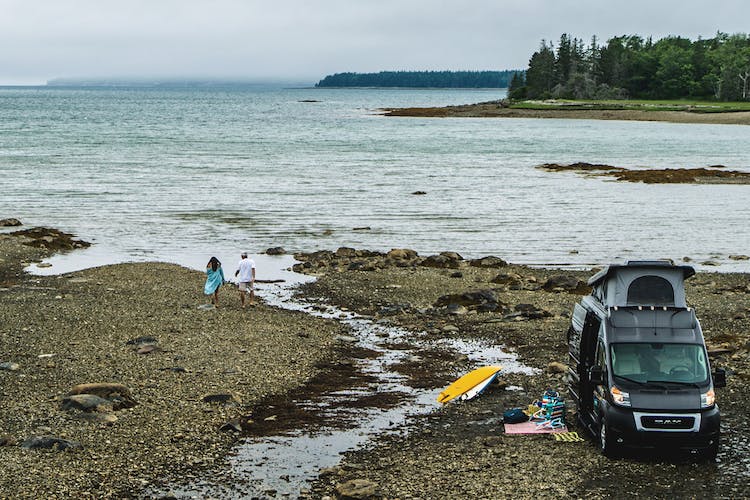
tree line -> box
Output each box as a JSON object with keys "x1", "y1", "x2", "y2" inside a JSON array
[
  {"x1": 509, "y1": 32, "x2": 750, "y2": 101},
  {"x1": 316, "y1": 70, "x2": 519, "y2": 88}
]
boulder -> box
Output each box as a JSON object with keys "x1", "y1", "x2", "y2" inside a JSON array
[
  {"x1": 547, "y1": 362, "x2": 568, "y2": 374},
  {"x1": 434, "y1": 289, "x2": 501, "y2": 313},
  {"x1": 68, "y1": 383, "x2": 137, "y2": 410},
  {"x1": 0, "y1": 218, "x2": 22, "y2": 227},
  {"x1": 514, "y1": 303, "x2": 552, "y2": 319},
  {"x1": 335, "y1": 479, "x2": 380, "y2": 499},
  {"x1": 387, "y1": 248, "x2": 418, "y2": 260},
  {"x1": 421, "y1": 252, "x2": 463, "y2": 269},
  {"x1": 335, "y1": 247, "x2": 357, "y2": 257},
  {"x1": 450, "y1": 271, "x2": 463, "y2": 278},
  {"x1": 542, "y1": 275, "x2": 588, "y2": 293},
  {"x1": 61, "y1": 394, "x2": 113, "y2": 412},
  {"x1": 470, "y1": 256, "x2": 508, "y2": 268},
  {"x1": 729, "y1": 254, "x2": 750, "y2": 261},
  {"x1": 491, "y1": 273, "x2": 523, "y2": 287},
  {"x1": 21, "y1": 436, "x2": 83, "y2": 451},
  {"x1": 265, "y1": 247, "x2": 286, "y2": 255}
]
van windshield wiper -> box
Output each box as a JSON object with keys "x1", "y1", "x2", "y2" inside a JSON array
[
  {"x1": 647, "y1": 380, "x2": 702, "y2": 389},
  {"x1": 613, "y1": 374, "x2": 645, "y2": 386}
]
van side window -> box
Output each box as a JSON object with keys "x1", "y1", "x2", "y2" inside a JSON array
[
  {"x1": 595, "y1": 340, "x2": 606, "y2": 369},
  {"x1": 627, "y1": 276, "x2": 675, "y2": 306}
]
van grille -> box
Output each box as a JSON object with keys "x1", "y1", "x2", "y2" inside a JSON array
[{"x1": 640, "y1": 416, "x2": 695, "y2": 430}]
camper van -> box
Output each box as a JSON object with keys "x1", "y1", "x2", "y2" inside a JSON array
[{"x1": 567, "y1": 261, "x2": 726, "y2": 458}]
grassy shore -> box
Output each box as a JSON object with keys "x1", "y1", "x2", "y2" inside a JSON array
[{"x1": 383, "y1": 99, "x2": 750, "y2": 125}]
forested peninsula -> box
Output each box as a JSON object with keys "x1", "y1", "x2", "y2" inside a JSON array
[
  {"x1": 315, "y1": 70, "x2": 519, "y2": 88},
  {"x1": 510, "y1": 32, "x2": 750, "y2": 101}
]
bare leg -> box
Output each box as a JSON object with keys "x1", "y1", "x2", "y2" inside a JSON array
[
  {"x1": 213, "y1": 289, "x2": 219, "y2": 308},
  {"x1": 239, "y1": 286, "x2": 246, "y2": 308},
  {"x1": 249, "y1": 288, "x2": 255, "y2": 306}
]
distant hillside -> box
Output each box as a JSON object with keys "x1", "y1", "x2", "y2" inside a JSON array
[{"x1": 315, "y1": 70, "x2": 521, "y2": 88}]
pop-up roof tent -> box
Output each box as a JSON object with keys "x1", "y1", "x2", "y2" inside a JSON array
[{"x1": 588, "y1": 260, "x2": 695, "y2": 309}]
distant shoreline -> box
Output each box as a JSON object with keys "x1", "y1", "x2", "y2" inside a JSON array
[{"x1": 382, "y1": 102, "x2": 750, "y2": 125}]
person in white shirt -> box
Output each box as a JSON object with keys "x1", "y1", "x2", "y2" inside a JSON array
[{"x1": 234, "y1": 252, "x2": 256, "y2": 309}]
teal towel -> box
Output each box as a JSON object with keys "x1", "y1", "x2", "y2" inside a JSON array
[{"x1": 204, "y1": 267, "x2": 225, "y2": 295}]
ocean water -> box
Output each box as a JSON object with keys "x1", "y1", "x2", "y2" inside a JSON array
[{"x1": 1, "y1": 85, "x2": 749, "y2": 275}]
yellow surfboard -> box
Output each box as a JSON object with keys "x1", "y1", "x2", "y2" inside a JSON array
[{"x1": 437, "y1": 365, "x2": 502, "y2": 404}]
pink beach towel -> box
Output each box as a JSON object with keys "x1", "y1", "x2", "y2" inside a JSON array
[{"x1": 504, "y1": 421, "x2": 568, "y2": 434}]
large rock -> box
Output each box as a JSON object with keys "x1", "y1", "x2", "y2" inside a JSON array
[
  {"x1": 61, "y1": 394, "x2": 113, "y2": 412},
  {"x1": 542, "y1": 275, "x2": 588, "y2": 293},
  {"x1": 435, "y1": 289, "x2": 501, "y2": 312},
  {"x1": 470, "y1": 256, "x2": 508, "y2": 268},
  {"x1": 21, "y1": 436, "x2": 83, "y2": 451},
  {"x1": 335, "y1": 479, "x2": 380, "y2": 499},
  {"x1": 491, "y1": 273, "x2": 523, "y2": 287},
  {"x1": 387, "y1": 248, "x2": 418, "y2": 260},
  {"x1": 0, "y1": 218, "x2": 22, "y2": 227},
  {"x1": 67, "y1": 383, "x2": 137, "y2": 410},
  {"x1": 421, "y1": 252, "x2": 463, "y2": 269},
  {"x1": 265, "y1": 246, "x2": 286, "y2": 255},
  {"x1": 335, "y1": 247, "x2": 358, "y2": 257}
]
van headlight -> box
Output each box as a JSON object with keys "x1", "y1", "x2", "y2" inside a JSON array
[
  {"x1": 610, "y1": 386, "x2": 631, "y2": 407},
  {"x1": 701, "y1": 388, "x2": 715, "y2": 408}
]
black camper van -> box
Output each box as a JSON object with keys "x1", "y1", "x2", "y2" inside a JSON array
[{"x1": 567, "y1": 261, "x2": 726, "y2": 458}]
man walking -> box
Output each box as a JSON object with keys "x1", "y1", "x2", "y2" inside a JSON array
[{"x1": 235, "y1": 252, "x2": 256, "y2": 308}]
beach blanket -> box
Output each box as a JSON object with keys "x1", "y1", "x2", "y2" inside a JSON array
[{"x1": 504, "y1": 421, "x2": 568, "y2": 434}]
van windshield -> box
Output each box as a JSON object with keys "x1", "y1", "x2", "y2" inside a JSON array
[{"x1": 610, "y1": 343, "x2": 709, "y2": 385}]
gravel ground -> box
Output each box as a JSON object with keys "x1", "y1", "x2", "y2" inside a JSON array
[
  {"x1": 0, "y1": 229, "x2": 342, "y2": 498},
  {"x1": 295, "y1": 249, "x2": 750, "y2": 499},
  {"x1": 3, "y1": 228, "x2": 749, "y2": 499}
]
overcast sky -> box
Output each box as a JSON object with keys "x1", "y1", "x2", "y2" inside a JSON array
[{"x1": 1, "y1": 0, "x2": 748, "y2": 85}]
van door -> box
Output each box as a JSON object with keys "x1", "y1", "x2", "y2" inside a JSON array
[{"x1": 579, "y1": 312, "x2": 601, "y2": 421}]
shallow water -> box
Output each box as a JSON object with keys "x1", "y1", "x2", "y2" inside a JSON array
[
  {"x1": 150, "y1": 269, "x2": 537, "y2": 498},
  {"x1": 2, "y1": 85, "x2": 749, "y2": 274}
]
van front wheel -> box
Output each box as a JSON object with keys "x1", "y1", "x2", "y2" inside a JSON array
[{"x1": 598, "y1": 416, "x2": 619, "y2": 458}]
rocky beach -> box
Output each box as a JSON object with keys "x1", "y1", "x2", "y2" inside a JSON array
[
  {"x1": 1, "y1": 223, "x2": 749, "y2": 498},
  {"x1": 382, "y1": 102, "x2": 750, "y2": 125}
]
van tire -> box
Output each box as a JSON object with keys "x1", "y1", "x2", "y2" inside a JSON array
[
  {"x1": 598, "y1": 416, "x2": 619, "y2": 458},
  {"x1": 704, "y1": 438, "x2": 719, "y2": 461}
]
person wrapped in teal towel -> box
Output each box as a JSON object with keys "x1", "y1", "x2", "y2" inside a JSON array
[{"x1": 204, "y1": 256, "x2": 225, "y2": 308}]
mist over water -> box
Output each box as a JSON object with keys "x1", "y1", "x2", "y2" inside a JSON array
[{"x1": 1, "y1": 85, "x2": 749, "y2": 274}]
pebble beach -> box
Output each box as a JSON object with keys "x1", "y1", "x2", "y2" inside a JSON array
[{"x1": 2, "y1": 224, "x2": 749, "y2": 498}]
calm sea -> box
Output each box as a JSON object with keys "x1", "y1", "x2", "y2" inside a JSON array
[{"x1": 1, "y1": 85, "x2": 749, "y2": 275}]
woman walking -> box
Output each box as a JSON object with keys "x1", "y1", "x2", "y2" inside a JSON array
[{"x1": 204, "y1": 256, "x2": 225, "y2": 308}]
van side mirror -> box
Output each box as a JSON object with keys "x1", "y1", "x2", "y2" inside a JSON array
[
  {"x1": 589, "y1": 366, "x2": 605, "y2": 386},
  {"x1": 712, "y1": 368, "x2": 727, "y2": 388}
]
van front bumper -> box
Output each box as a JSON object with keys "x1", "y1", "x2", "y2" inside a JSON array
[{"x1": 604, "y1": 404, "x2": 720, "y2": 452}]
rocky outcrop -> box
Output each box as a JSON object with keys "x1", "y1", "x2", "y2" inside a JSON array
[
  {"x1": 434, "y1": 289, "x2": 503, "y2": 313},
  {"x1": 11, "y1": 227, "x2": 90, "y2": 251},
  {"x1": 421, "y1": 252, "x2": 463, "y2": 269},
  {"x1": 470, "y1": 256, "x2": 508, "y2": 268}
]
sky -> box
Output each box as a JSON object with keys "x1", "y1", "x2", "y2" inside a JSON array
[{"x1": 0, "y1": 0, "x2": 748, "y2": 85}]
